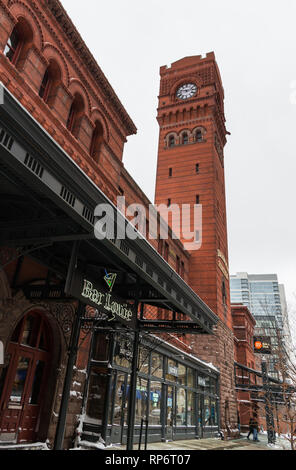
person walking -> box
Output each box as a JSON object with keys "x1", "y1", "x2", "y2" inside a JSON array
[{"x1": 247, "y1": 415, "x2": 259, "y2": 441}]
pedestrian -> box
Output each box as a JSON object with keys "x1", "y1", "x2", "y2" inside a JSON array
[
  {"x1": 247, "y1": 415, "x2": 259, "y2": 441},
  {"x1": 247, "y1": 417, "x2": 254, "y2": 440},
  {"x1": 252, "y1": 415, "x2": 259, "y2": 442}
]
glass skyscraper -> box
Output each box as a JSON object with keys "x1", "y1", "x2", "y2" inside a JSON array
[{"x1": 230, "y1": 273, "x2": 289, "y2": 378}]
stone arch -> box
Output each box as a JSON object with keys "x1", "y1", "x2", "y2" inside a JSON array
[
  {"x1": 164, "y1": 131, "x2": 178, "y2": 148},
  {"x1": 68, "y1": 78, "x2": 91, "y2": 115},
  {"x1": 90, "y1": 108, "x2": 110, "y2": 142},
  {"x1": 179, "y1": 128, "x2": 191, "y2": 144},
  {"x1": 9, "y1": 1, "x2": 43, "y2": 50},
  {"x1": 43, "y1": 43, "x2": 70, "y2": 87},
  {"x1": 193, "y1": 125, "x2": 207, "y2": 142}
]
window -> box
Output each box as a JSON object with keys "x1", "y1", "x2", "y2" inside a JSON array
[
  {"x1": 176, "y1": 255, "x2": 180, "y2": 274},
  {"x1": 177, "y1": 364, "x2": 186, "y2": 385},
  {"x1": 195, "y1": 163, "x2": 199, "y2": 174},
  {"x1": 168, "y1": 135, "x2": 175, "y2": 147},
  {"x1": 39, "y1": 60, "x2": 61, "y2": 104},
  {"x1": 169, "y1": 167, "x2": 172, "y2": 177},
  {"x1": 176, "y1": 388, "x2": 186, "y2": 426},
  {"x1": 151, "y1": 353, "x2": 163, "y2": 378},
  {"x1": 149, "y1": 381, "x2": 162, "y2": 425},
  {"x1": 135, "y1": 378, "x2": 148, "y2": 425},
  {"x1": 158, "y1": 237, "x2": 163, "y2": 256},
  {"x1": 167, "y1": 198, "x2": 171, "y2": 207},
  {"x1": 195, "y1": 195, "x2": 200, "y2": 204},
  {"x1": 196, "y1": 129, "x2": 202, "y2": 142},
  {"x1": 4, "y1": 27, "x2": 21, "y2": 64},
  {"x1": 39, "y1": 68, "x2": 51, "y2": 101},
  {"x1": 164, "y1": 242, "x2": 169, "y2": 262},
  {"x1": 187, "y1": 390, "x2": 196, "y2": 426},
  {"x1": 180, "y1": 261, "x2": 185, "y2": 279},
  {"x1": 4, "y1": 19, "x2": 33, "y2": 68},
  {"x1": 67, "y1": 93, "x2": 84, "y2": 136},
  {"x1": 90, "y1": 120, "x2": 104, "y2": 162},
  {"x1": 166, "y1": 359, "x2": 178, "y2": 382},
  {"x1": 182, "y1": 133, "x2": 189, "y2": 145},
  {"x1": 222, "y1": 278, "x2": 227, "y2": 305}
]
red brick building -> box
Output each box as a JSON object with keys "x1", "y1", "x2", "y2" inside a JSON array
[
  {"x1": 0, "y1": 0, "x2": 240, "y2": 449},
  {"x1": 232, "y1": 304, "x2": 257, "y2": 430}
]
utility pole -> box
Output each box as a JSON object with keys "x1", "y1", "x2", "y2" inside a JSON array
[{"x1": 261, "y1": 359, "x2": 276, "y2": 444}]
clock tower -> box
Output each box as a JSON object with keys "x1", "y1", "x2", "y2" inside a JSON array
[{"x1": 155, "y1": 53, "x2": 238, "y2": 433}]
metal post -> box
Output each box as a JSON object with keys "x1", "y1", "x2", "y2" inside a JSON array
[
  {"x1": 126, "y1": 327, "x2": 140, "y2": 450},
  {"x1": 54, "y1": 301, "x2": 85, "y2": 450},
  {"x1": 261, "y1": 360, "x2": 276, "y2": 444},
  {"x1": 101, "y1": 332, "x2": 115, "y2": 442},
  {"x1": 54, "y1": 241, "x2": 82, "y2": 450},
  {"x1": 126, "y1": 302, "x2": 141, "y2": 451}
]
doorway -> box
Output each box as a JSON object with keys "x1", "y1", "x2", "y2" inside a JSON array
[{"x1": 0, "y1": 312, "x2": 52, "y2": 443}]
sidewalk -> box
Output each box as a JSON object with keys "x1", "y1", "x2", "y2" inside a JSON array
[{"x1": 107, "y1": 433, "x2": 292, "y2": 451}]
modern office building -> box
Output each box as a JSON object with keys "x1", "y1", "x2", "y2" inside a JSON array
[{"x1": 230, "y1": 273, "x2": 290, "y2": 377}]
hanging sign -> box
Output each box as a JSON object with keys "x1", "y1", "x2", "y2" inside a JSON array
[
  {"x1": 68, "y1": 270, "x2": 137, "y2": 329},
  {"x1": 253, "y1": 336, "x2": 272, "y2": 355}
]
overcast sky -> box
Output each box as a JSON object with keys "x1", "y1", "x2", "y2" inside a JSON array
[{"x1": 61, "y1": 0, "x2": 296, "y2": 314}]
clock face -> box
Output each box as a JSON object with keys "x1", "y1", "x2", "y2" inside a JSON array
[{"x1": 176, "y1": 83, "x2": 197, "y2": 100}]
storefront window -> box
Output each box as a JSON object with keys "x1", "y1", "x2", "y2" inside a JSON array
[
  {"x1": 177, "y1": 364, "x2": 186, "y2": 385},
  {"x1": 211, "y1": 377, "x2": 218, "y2": 395},
  {"x1": 138, "y1": 346, "x2": 149, "y2": 375},
  {"x1": 114, "y1": 336, "x2": 133, "y2": 369},
  {"x1": 149, "y1": 381, "x2": 162, "y2": 425},
  {"x1": 187, "y1": 368, "x2": 194, "y2": 388},
  {"x1": 187, "y1": 390, "x2": 196, "y2": 426},
  {"x1": 210, "y1": 398, "x2": 218, "y2": 426},
  {"x1": 166, "y1": 359, "x2": 178, "y2": 382},
  {"x1": 176, "y1": 388, "x2": 186, "y2": 426},
  {"x1": 197, "y1": 374, "x2": 206, "y2": 391},
  {"x1": 204, "y1": 396, "x2": 211, "y2": 426},
  {"x1": 85, "y1": 369, "x2": 108, "y2": 425},
  {"x1": 151, "y1": 353, "x2": 163, "y2": 378},
  {"x1": 135, "y1": 377, "x2": 148, "y2": 425}
]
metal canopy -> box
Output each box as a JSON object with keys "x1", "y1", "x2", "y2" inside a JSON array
[{"x1": 0, "y1": 84, "x2": 218, "y2": 334}]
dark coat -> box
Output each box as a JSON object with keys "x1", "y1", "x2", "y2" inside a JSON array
[{"x1": 249, "y1": 418, "x2": 258, "y2": 431}]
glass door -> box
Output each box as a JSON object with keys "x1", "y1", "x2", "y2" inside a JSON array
[{"x1": 110, "y1": 372, "x2": 129, "y2": 444}]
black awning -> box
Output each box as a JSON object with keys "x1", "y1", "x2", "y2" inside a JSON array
[{"x1": 0, "y1": 83, "x2": 218, "y2": 334}]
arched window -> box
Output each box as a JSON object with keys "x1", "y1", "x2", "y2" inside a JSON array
[
  {"x1": 4, "y1": 19, "x2": 33, "y2": 67},
  {"x1": 196, "y1": 129, "x2": 203, "y2": 142},
  {"x1": 182, "y1": 132, "x2": 189, "y2": 145},
  {"x1": 39, "y1": 60, "x2": 61, "y2": 104},
  {"x1": 90, "y1": 120, "x2": 104, "y2": 162},
  {"x1": 168, "y1": 135, "x2": 175, "y2": 148},
  {"x1": 67, "y1": 93, "x2": 84, "y2": 136},
  {"x1": 4, "y1": 27, "x2": 21, "y2": 64}
]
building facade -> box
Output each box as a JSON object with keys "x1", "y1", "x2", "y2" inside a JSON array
[{"x1": 0, "y1": 0, "x2": 238, "y2": 449}]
